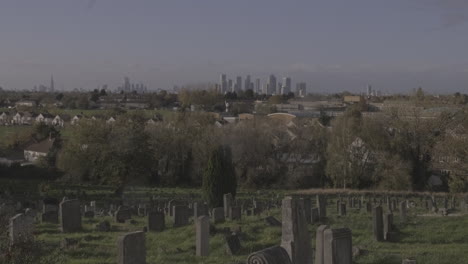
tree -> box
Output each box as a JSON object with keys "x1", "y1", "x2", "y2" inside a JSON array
[{"x1": 202, "y1": 145, "x2": 237, "y2": 207}]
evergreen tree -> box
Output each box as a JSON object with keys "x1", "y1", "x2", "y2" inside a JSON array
[{"x1": 202, "y1": 145, "x2": 237, "y2": 207}]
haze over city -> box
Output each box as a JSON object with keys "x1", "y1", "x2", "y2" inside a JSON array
[{"x1": 1, "y1": 0, "x2": 468, "y2": 93}]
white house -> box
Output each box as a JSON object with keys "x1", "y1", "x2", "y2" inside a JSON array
[
  {"x1": 106, "y1": 117, "x2": 116, "y2": 124},
  {"x1": 0, "y1": 112, "x2": 11, "y2": 125},
  {"x1": 11, "y1": 112, "x2": 35, "y2": 125},
  {"x1": 24, "y1": 138, "x2": 55, "y2": 163},
  {"x1": 35, "y1": 113, "x2": 54, "y2": 125},
  {"x1": 71, "y1": 115, "x2": 83, "y2": 125},
  {"x1": 52, "y1": 115, "x2": 65, "y2": 127}
]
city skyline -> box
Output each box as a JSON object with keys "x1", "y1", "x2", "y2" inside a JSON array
[{"x1": 1, "y1": 0, "x2": 468, "y2": 93}]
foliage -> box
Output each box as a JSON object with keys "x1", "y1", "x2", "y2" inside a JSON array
[{"x1": 202, "y1": 145, "x2": 237, "y2": 207}]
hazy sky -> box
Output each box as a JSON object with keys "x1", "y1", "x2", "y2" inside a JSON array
[{"x1": 1, "y1": 0, "x2": 468, "y2": 93}]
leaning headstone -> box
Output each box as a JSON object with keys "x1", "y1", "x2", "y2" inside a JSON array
[
  {"x1": 59, "y1": 199, "x2": 82, "y2": 233},
  {"x1": 323, "y1": 228, "x2": 353, "y2": 264},
  {"x1": 372, "y1": 206, "x2": 384, "y2": 241},
  {"x1": 314, "y1": 225, "x2": 329, "y2": 264},
  {"x1": 9, "y1": 213, "x2": 34, "y2": 245},
  {"x1": 246, "y1": 246, "x2": 292, "y2": 264},
  {"x1": 148, "y1": 211, "x2": 165, "y2": 232},
  {"x1": 280, "y1": 197, "x2": 313, "y2": 264},
  {"x1": 225, "y1": 233, "x2": 242, "y2": 255},
  {"x1": 173, "y1": 205, "x2": 189, "y2": 227},
  {"x1": 117, "y1": 231, "x2": 146, "y2": 264},
  {"x1": 196, "y1": 216, "x2": 210, "y2": 257},
  {"x1": 223, "y1": 193, "x2": 233, "y2": 218},
  {"x1": 212, "y1": 207, "x2": 225, "y2": 224}
]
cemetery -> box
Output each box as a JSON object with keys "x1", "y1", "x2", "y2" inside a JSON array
[{"x1": 1, "y1": 184, "x2": 468, "y2": 264}]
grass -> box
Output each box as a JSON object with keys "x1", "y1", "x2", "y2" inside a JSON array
[{"x1": 28, "y1": 187, "x2": 468, "y2": 264}]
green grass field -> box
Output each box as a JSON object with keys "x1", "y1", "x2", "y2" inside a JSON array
[{"x1": 27, "y1": 188, "x2": 468, "y2": 264}]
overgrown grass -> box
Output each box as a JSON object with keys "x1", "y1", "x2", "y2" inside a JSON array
[{"x1": 29, "y1": 189, "x2": 468, "y2": 264}]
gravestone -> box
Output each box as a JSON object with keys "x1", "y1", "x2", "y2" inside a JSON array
[
  {"x1": 59, "y1": 199, "x2": 82, "y2": 233},
  {"x1": 212, "y1": 207, "x2": 225, "y2": 224},
  {"x1": 384, "y1": 212, "x2": 394, "y2": 241},
  {"x1": 246, "y1": 246, "x2": 292, "y2": 264},
  {"x1": 117, "y1": 231, "x2": 146, "y2": 264},
  {"x1": 314, "y1": 225, "x2": 330, "y2": 264},
  {"x1": 223, "y1": 193, "x2": 233, "y2": 218},
  {"x1": 41, "y1": 211, "x2": 59, "y2": 224},
  {"x1": 339, "y1": 203, "x2": 346, "y2": 216},
  {"x1": 194, "y1": 202, "x2": 208, "y2": 218},
  {"x1": 280, "y1": 197, "x2": 313, "y2": 264},
  {"x1": 84, "y1": 211, "x2": 95, "y2": 218},
  {"x1": 230, "y1": 206, "x2": 242, "y2": 221},
  {"x1": 372, "y1": 206, "x2": 384, "y2": 241},
  {"x1": 317, "y1": 195, "x2": 327, "y2": 219},
  {"x1": 323, "y1": 228, "x2": 352, "y2": 264},
  {"x1": 311, "y1": 207, "x2": 320, "y2": 224},
  {"x1": 96, "y1": 220, "x2": 111, "y2": 232},
  {"x1": 225, "y1": 233, "x2": 242, "y2": 255},
  {"x1": 196, "y1": 216, "x2": 210, "y2": 256},
  {"x1": 9, "y1": 213, "x2": 34, "y2": 245},
  {"x1": 148, "y1": 211, "x2": 165, "y2": 232},
  {"x1": 173, "y1": 205, "x2": 189, "y2": 227},
  {"x1": 115, "y1": 207, "x2": 132, "y2": 223}
]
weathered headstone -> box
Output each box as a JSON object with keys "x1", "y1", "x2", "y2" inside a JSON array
[
  {"x1": 196, "y1": 216, "x2": 210, "y2": 257},
  {"x1": 339, "y1": 203, "x2": 347, "y2": 216},
  {"x1": 230, "y1": 206, "x2": 242, "y2": 221},
  {"x1": 41, "y1": 210, "x2": 59, "y2": 223},
  {"x1": 323, "y1": 228, "x2": 352, "y2": 264},
  {"x1": 59, "y1": 199, "x2": 82, "y2": 233},
  {"x1": 9, "y1": 213, "x2": 34, "y2": 245},
  {"x1": 148, "y1": 211, "x2": 165, "y2": 232},
  {"x1": 317, "y1": 195, "x2": 327, "y2": 219},
  {"x1": 173, "y1": 205, "x2": 189, "y2": 227},
  {"x1": 246, "y1": 246, "x2": 292, "y2": 264},
  {"x1": 280, "y1": 197, "x2": 313, "y2": 264},
  {"x1": 384, "y1": 212, "x2": 394, "y2": 241},
  {"x1": 303, "y1": 198, "x2": 312, "y2": 224},
  {"x1": 311, "y1": 207, "x2": 320, "y2": 224},
  {"x1": 194, "y1": 202, "x2": 208, "y2": 218},
  {"x1": 117, "y1": 231, "x2": 146, "y2": 264},
  {"x1": 314, "y1": 225, "x2": 329, "y2": 264},
  {"x1": 372, "y1": 206, "x2": 384, "y2": 241},
  {"x1": 212, "y1": 207, "x2": 225, "y2": 224}
]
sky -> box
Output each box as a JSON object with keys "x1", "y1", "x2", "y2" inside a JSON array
[{"x1": 0, "y1": 0, "x2": 468, "y2": 94}]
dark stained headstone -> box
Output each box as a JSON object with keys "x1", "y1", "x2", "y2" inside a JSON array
[
  {"x1": 323, "y1": 228, "x2": 352, "y2": 264},
  {"x1": 230, "y1": 206, "x2": 242, "y2": 221},
  {"x1": 115, "y1": 207, "x2": 132, "y2": 223},
  {"x1": 212, "y1": 207, "x2": 225, "y2": 224},
  {"x1": 311, "y1": 207, "x2": 320, "y2": 224},
  {"x1": 372, "y1": 206, "x2": 384, "y2": 241},
  {"x1": 41, "y1": 211, "x2": 59, "y2": 224},
  {"x1": 59, "y1": 199, "x2": 82, "y2": 233},
  {"x1": 173, "y1": 205, "x2": 189, "y2": 227},
  {"x1": 148, "y1": 211, "x2": 165, "y2": 232},
  {"x1": 117, "y1": 231, "x2": 146, "y2": 264},
  {"x1": 317, "y1": 195, "x2": 326, "y2": 219}
]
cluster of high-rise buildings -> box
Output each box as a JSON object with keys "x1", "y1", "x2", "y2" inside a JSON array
[
  {"x1": 117, "y1": 77, "x2": 148, "y2": 93},
  {"x1": 218, "y1": 74, "x2": 307, "y2": 97}
]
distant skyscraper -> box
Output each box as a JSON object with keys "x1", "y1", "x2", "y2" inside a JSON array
[
  {"x1": 367, "y1": 85, "x2": 372, "y2": 97},
  {"x1": 255, "y1": 79, "x2": 261, "y2": 94},
  {"x1": 220, "y1": 74, "x2": 228, "y2": 93},
  {"x1": 282, "y1": 77, "x2": 291, "y2": 95},
  {"x1": 50, "y1": 75, "x2": 55, "y2": 92},
  {"x1": 296, "y1": 82, "x2": 307, "y2": 97},
  {"x1": 228, "y1": 79, "x2": 233, "y2": 92},
  {"x1": 244, "y1": 75, "x2": 251, "y2": 91},
  {"x1": 235, "y1": 76, "x2": 242, "y2": 92},
  {"x1": 268, "y1": 74, "x2": 277, "y2": 95},
  {"x1": 124, "y1": 77, "x2": 131, "y2": 92}
]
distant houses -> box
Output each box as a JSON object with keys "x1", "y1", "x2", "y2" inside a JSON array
[{"x1": 24, "y1": 138, "x2": 55, "y2": 163}]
